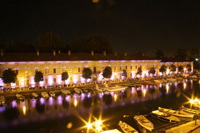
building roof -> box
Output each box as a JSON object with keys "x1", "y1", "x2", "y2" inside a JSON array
[
  {"x1": 160, "y1": 57, "x2": 193, "y2": 62},
  {"x1": 0, "y1": 53, "x2": 158, "y2": 62}
]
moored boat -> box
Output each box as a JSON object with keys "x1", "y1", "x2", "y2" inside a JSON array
[
  {"x1": 41, "y1": 92, "x2": 49, "y2": 98},
  {"x1": 143, "y1": 80, "x2": 156, "y2": 85},
  {"x1": 154, "y1": 80, "x2": 162, "y2": 84},
  {"x1": 16, "y1": 93, "x2": 25, "y2": 100},
  {"x1": 49, "y1": 91, "x2": 55, "y2": 97},
  {"x1": 167, "y1": 78, "x2": 176, "y2": 82},
  {"x1": 134, "y1": 115, "x2": 154, "y2": 131},
  {"x1": 118, "y1": 121, "x2": 138, "y2": 133},
  {"x1": 181, "y1": 106, "x2": 199, "y2": 114},
  {"x1": 0, "y1": 95, "x2": 5, "y2": 106},
  {"x1": 74, "y1": 88, "x2": 82, "y2": 94},
  {"x1": 158, "y1": 107, "x2": 194, "y2": 118},
  {"x1": 61, "y1": 89, "x2": 71, "y2": 95},
  {"x1": 151, "y1": 110, "x2": 180, "y2": 123},
  {"x1": 32, "y1": 92, "x2": 38, "y2": 98}
]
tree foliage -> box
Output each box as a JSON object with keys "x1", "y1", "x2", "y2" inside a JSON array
[
  {"x1": 102, "y1": 66, "x2": 112, "y2": 78},
  {"x1": 136, "y1": 66, "x2": 142, "y2": 75},
  {"x1": 2, "y1": 69, "x2": 17, "y2": 84},
  {"x1": 149, "y1": 67, "x2": 156, "y2": 75},
  {"x1": 35, "y1": 32, "x2": 65, "y2": 53},
  {"x1": 194, "y1": 62, "x2": 200, "y2": 71},
  {"x1": 169, "y1": 64, "x2": 176, "y2": 72},
  {"x1": 122, "y1": 69, "x2": 127, "y2": 78},
  {"x1": 175, "y1": 48, "x2": 187, "y2": 59},
  {"x1": 82, "y1": 68, "x2": 92, "y2": 80},
  {"x1": 61, "y1": 71, "x2": 69, "y2": 81},
  {"x1": 159, "y1": 65, "x2": 167, "y2": 73},
  {"x1": 69, "y1": 36, "x2": 113, "y2": 53},
  {"x1": 178, "y1": 65, "x2": 183, "y2": 73},
  {"x1": 186, "y1": 64, "x2": 192, "y2": 72},
  {"x1": 155, "y1": 50, "x2": 164, "y2": 58},
  {"x1": 34, "y1": 71, "x2": 43, "y2": 83}
]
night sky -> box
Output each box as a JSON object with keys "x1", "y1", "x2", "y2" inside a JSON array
[{"x1": 1, "y1": 0, "x2": 200, "y2": 55}]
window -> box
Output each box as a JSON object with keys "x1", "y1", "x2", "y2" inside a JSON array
[
  {"x1": 93, "y1": 67, "x2": 96, "y2": 73},
  {"x1": 135, "y1": 65, "x2": 137, "y2": 69},
  {"x1": 114, "y1": 66, "x2": 116, "y2": 71},
  {"x1": 26, "y1": 80, "x2": 29, "y2": 85},
  {"x1": 54, "y1": 78, "x2": 56, "y2": 83},
  {"x1": 62, "y1": 68, "x2": 65, "y2": 73},
  {"x1": 78, "y1": 67, "x2": 81, "y2": 73},
  {"x1": 25, "y1": 70, "x2": 29, "y2": 76},
  {"x1": 45, "y1": 79, "x2": 48, "y2": 84},
  {"x1": 45, "y1": 69, "x2": 48, "y2": 74},
  {"x1": 125, "y1": 66, "x2": 127, "y2": 70},
  {"x1": 120, "y1": 66, "x2": 122, "y2": 70},
  {"x1": 130, "y1": 66, "x2": 132, "y2": 70},
  {"x1": 53, "y1": 68, "x2": 56, "y2": 73}
]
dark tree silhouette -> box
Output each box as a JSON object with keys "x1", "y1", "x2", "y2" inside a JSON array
[
  {"x1": 34, "y1": 71, "x2": 43, "y2": 86},
  {"x1": 159, "y1": 65, "x2": 167, "y2": 74},
  {"x1": 169, "y1": 64, "x2": 176, "y2": 73},
  {"x1": 2, "y1": 69, "x2": 17, "y2": 85},
  {"x1": 149, "y1": 67, "x2": 156, "y2": 75},
  {"x1": 69, "y1": 37, "x2": 87, "y2": 53},
  {"x1": 175, "y1": 49, "x2": 187, "y2": 59},
  {"x1": 122, "y1": 69, "x2": 127, "y2": 78},
  {"x1": 82, "y1": 68, "x2": 92, "y2": 81},
  {"x1": 155, "y1": 50, "x2": 164, "y2": 58},
  {"x1": 35, "y1": 32, "x2": 65, "y2": 52},
  {"x1": 136, "y1": 66, "x2": 142, "y2": 76},
  {"x1": 186, "y1": 64, "x2": 192, "y2": 72},
  {"x1": 178, "y1": 65, "x2": 183, "y2": 73},
  {"x1": 61, "y1": 71, "x2": 69, "y2": 85},
  {"x1": 102, "y1": 66, "x2": 112, "y2": 79}
]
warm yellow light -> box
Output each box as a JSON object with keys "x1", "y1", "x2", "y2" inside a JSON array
[
  {"x1": 195, "y1": 98, "x2": 199, "y2": 102},
  {"x1": 23, "y1": 105, "x2": 26, "y2": 115},
  {"x1": 114, "y1": 94, "x2": 117, "y2": 101},
  {"x1": 190, "y1": 99, "x2": 194, "y2": 104},
  {"x1": 183, "y1": 82, "x2": 186, "y2": 89},
  {"x1": 97, "y1": 120, "x2": 102, "y2": 125},
  {"x1": 114, "y1": 73, "x2": 117, "y2": 76},
  {"x1": 92, "y1": 0, "x2": 99, "y2": 3},
  {"x1": 166, "y1": 84, "x2": 169, "y2": 93},
  {"x1": 198, "y1": 101, "x2": 200, "y2": 105},
  {"x1": 74, "y1": 99, "x2": 77, "y2": 107},
  {"x1": 86, "y1": 122, "x2": 92, "y2": 129},
  {"x1": 97, "y1": 126, "x2": 102, "y2": 132},
  {"x1": 143, "y1": 89, "x2": 146, "y2": 96}
]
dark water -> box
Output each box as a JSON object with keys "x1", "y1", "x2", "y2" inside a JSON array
[{"x1": 0, "y1": 79, "x2": 200, "y2": 133}]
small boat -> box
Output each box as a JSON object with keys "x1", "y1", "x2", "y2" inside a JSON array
[
  {"x1": 49, "y1": 91, "x2": 55, "y2": 97},
  {"x1": 118, "y1": 121, "x2": 138, "y2": 133},
  {"x1": 134, "y1": 115, "x2": 154, "y2": 131},
  {"x1": 143, "y1": 80, "x2": 156, "y2": 85},
  {"x1": 181, "y1": 106, "x2": 199, "y2": 114},
  {"x1": 154, "y1": 80, "x2": 162, "y2": 84},
  {"x1": 0, "y1": 95, "x2": 5, "y2": 106},
  {"x1": 158, "y1": 107, "x2": 194, "y2": 118},
  {"x1": 16, "y1": 93, "x2": 25, "y2": 100},
  {"x1": 167, "y1": 78, "x2": 176, "y2": 82},
  {"x1": 74, "y1": 88, "x2": 82, "y2": 94},
  {"x1": 32, "y1": 92, "x2": 38, "y2": 98},
  {"x1": 61, "y1": 89, "x2": 71, "y2": 95},
  {"x1": 176, "y1": 77, "x2": 183, "y2": 80},
  {"x1": 161, "y1": 79, "x2": 168, "y2": 83},
  {"x1": 151, "y1": 110, "x2": 180, "y2": 123},
  {"x1": 134, "y1": 83, "x2": 142, "y2": 87},
  {"x1": 41, "y1": 92, "x2": 49, "y2": 98},
  {"x1": 83, "y1": 89, "x2": 89, "y2": 93}
]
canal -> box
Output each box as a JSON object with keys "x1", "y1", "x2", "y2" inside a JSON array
[{"x1": 0, "y1": 79, "x2": 200, "y2": 133}]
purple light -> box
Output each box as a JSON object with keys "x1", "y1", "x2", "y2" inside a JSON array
[
  {"x1": 40, "y1": 98, "x2": 45, "y2": 105},
  {"x1": 99, "y1": 93, "x2": 103, "y2": 99},
  {"x1": 31, "y1": 99, "x2": 36, "y2": 108},
  {"x1": 57, "y1": 95, "x2": 62, "y2": 105},
  {"x1": 131, "y1": 87, "x2": 135, "y2": 93},
  {"x1": 87, "y1": 92, "x2": 91, "y2": 98},
  {"x1": 65, "y1": 96, "x2": 70, "y2": 102},
  {"x1": 49, "y1": 97, "x2": 54, "y2": 106},
  {"x1": 12, "y1": 100, "x2": 17, "y2": 108},
  {"x1": 0, "y1": 106, "x2": 5, "y2": 112}
]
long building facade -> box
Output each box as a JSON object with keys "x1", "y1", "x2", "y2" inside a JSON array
[{"x1": 0, "y1": 50, "x2": 193, "y2": 88}]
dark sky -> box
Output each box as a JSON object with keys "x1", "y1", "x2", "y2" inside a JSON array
[{"x1": 1, "y1": 0, "x2": 200, "y2": 55}]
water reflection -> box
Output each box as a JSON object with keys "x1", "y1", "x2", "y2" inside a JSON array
[{"x1": 0, "y1": 80, "x2": 196, "y2": 127}]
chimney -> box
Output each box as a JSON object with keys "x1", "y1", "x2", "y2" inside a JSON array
[
  {"x1": 68, "y1": 50, "x2": 71, "y2": 55},
  {"x1": 124, "y1": 52, "x2": 127, "y2": 56},
  {"x1": 53, "y1": 50, "x2": 56, "y2": 56},
  {"x1": 91, "y1": 51, "x2": 94, "y2": 56},
  {"x1": 103, "y1": 51, "x2": 106, "y2": 56},
  {"x1": 58, "y1": 50, "x2": 61, "y2": 54},
  {"x1": 114, "y1": 52, "x2": 117, "y2": 56},
  {"x1": 37, "y1": 50, "x2": 39, "y2": 56},
  {"x1": 1, "y1": 49, "x2": 3, "y2": 56}
]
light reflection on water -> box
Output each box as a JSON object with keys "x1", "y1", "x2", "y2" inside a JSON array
[{"x1": 0, "y1": 80, "x2": 196, "y2": 128}]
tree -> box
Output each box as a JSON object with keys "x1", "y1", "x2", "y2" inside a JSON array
[
  {"x1": 34, "y1": 71, "x2": 43, "y2": 86},
  {"x1": 175, "y1": 48, "x2": 187, "y2": 59},
  {"x1": 69, "y1": 37, "x2": 87, "y2": 53},
  {"x1": 178, "y1": 65, "x2": 183, "y2": 73},
  {"x1": 122, "y1": 69, "x2": 127, "y2": 78},
  {"x1": 35, "y1": 32, "x2": 65, "y2": 53},
  {"x1": 149, "y1": 67, "x2": 156, "y2": 75},
  {"x1": 155, "y1": 50, "x2": 164, "y2": 58},
  {"x1": 102, "y1": 66, "x2": 112, "y2": 79},
  {"x1": 186, "y1": 64, "x2": 192, "y2": 72},
  {"x1": 194, "y1": 62, "x2": 200, "y2": 72},
  {"x1": 136, "y1": 66, "x2": 142, "y2": 76},
  {"x1": 61, "y1": 71, "x2": 69, "y2": 85},
  {"x1": 159, "y1": 65, "x2": 167, "y2": 74},
  {"x1": 2, "y1": 69, "x2": 17, "y2": 86},
  {"x1": 82, "y1": 68, "x2": 92, "y2": 81},
  {"x1": 169, "y1": 64, "x2": 176, "y2": 73}
]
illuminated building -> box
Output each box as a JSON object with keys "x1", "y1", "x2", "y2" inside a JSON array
[{"x1": 0, "y1": 50, "x2": 193, "y2": 88}]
